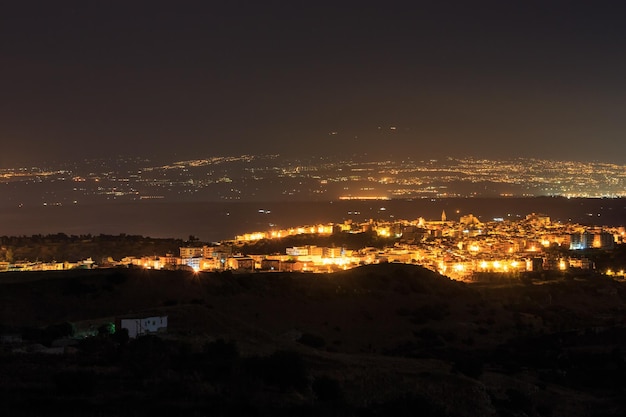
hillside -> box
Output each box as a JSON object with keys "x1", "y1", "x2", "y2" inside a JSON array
[{"x1": 1, "y1": 264, "x2": 626, "y2": 416}]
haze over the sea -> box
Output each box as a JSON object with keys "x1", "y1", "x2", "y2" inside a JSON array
[{"x1": 1, "y1": 198, "x2": 623, "y2": 242}]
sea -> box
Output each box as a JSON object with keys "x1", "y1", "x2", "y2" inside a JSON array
[{"x1": 1, "y1": 197, "x2": 625, "y2": 242}]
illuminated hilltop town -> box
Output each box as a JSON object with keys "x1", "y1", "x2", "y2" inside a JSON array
[
  {"x1": 2, "y1": 211, "x2": 623, "y2": 280},
  {"x1": 70, "y1": 211, "x2": 622, "y2": 281}
]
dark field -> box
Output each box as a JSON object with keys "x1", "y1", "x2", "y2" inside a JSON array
[{"x1": 1, "y1": 264, "x2": 626, "y2": 416}]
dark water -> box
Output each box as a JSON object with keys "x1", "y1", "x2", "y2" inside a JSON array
[{"x1": 1, "y1": 197, "x2": 625, "y2": 242}]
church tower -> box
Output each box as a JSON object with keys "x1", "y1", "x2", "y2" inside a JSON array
[{"x1": 441, "y1": 210, "x2": 447, "y2": 222}]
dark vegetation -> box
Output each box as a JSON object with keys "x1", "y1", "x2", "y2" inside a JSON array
[
  {"x1": 0, "y1": 234, "x2": 183, "y2": 263},
  {"x1": 1, "y1": 264, "x2": 626, "y2": 416},
  {"x1": 581, "y1": 244, "x2": 626, "y2": 272},
  {"x1": 236, "y1": 230, "x2": 397, "y2": 255},
  {"x1": 0, "y1": 334, "x2": 331, "y2": 416}
]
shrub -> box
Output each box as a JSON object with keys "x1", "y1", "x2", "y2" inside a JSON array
[
  {"x1": 98, "y1": 322, "x2": 115, "y2": 336},
  {"x1": 37, "y1": 322, "x2": 76, "y2": 345}
]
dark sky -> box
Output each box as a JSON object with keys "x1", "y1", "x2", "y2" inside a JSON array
[{"x1": 2, "y1": 0, "x2": 626, "y2": 166}]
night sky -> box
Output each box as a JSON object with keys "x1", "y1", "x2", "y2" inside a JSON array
[{"x1": 2, "y1": 0, "x2": 626, "y2": 167}]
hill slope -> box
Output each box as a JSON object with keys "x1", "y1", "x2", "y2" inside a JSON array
[{"x1": 1, "y1": 264, "x2": 626, "y2": 416}]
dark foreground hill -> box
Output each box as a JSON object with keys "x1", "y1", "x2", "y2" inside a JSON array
[{"x1": 1, "y1": 264, "x2": 626, "y2": 416}]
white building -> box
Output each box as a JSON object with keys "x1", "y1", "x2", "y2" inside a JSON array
[{"x1": 119, "y1": 316, "x2": 168, "y2": 338}]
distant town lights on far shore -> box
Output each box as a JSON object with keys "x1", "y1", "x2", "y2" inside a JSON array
[{"x1": 339, "y1": 196, "x2": 390, "y2": 200}]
